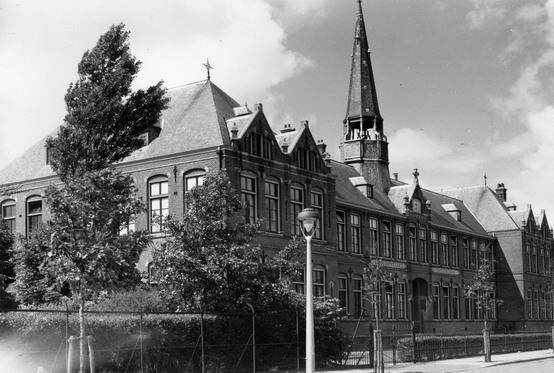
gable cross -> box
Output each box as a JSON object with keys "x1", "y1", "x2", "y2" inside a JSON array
[{"x1": 203, "y1": 58, "x2": 213, "y2": 80}]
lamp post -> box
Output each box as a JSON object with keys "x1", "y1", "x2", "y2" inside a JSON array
[{"x1": 298, "y1": 207, "x2": 319, "y2": 373}]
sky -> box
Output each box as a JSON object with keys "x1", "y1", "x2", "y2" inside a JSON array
[{"x1": 1, "y1": 0, "x2": 554, "y2": 221}]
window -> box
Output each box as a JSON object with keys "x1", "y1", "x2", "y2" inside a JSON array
[
  {"x1": 441, "y1": 233, "x2": 449, "y2": 266},
  {"x1": 527, "y1": 288, "x2": 532, "y2": 319},
  {"x1": 442, "y1": 285, "x2": 450, "y2": 319},
  {"x1": 184, "y1": 170, "x2": 204, "y2": 191},
  {"x1": 396, "y1": 224, "x2": 405, "y2": 260},
  {"x1": 471, "y1": 239, "x2": 478, "y2": 270},
  {"x1": 248, "y1": 132, "x2": 273, "y2": 159},
  {"x1": 449, "y1": 236, "x2": 458, "y2": 268},
  {"x1": 338, "y1": 276, "x2": 348, "y2": 315},
  {"x1": 353, "y1": 277, "x2": 363, "y2": 316},
  {"x1": 541, "y1": 290, "x2": 546, "y2": 319},
  {"x1": 412, "y1": 198, "x2": 422, "y2": 213},
  {"x1": 350, "y1": 213, "x2": 361, "y2": 254},
  {"x1": 336, "y1": 212, "x2": 346, "y2": 252},
  {"x1": 119, "y1": 216, "x2": 135, "y2": 235},
  {"x1": 369, "y1": 218, "x2": 378, "y2": 256},
  {"x1": 533, "y1": 245, "x2": 538, "y2": 274},
  {"x1": 149, "y1": 177, "x2": 168, "y2": 232},
  {"x1": 451, "y1": 236, "x2": 459, "y2": 267},
  {"x1": 383, "y1": 221, "x2": 392, "y2": 258},
  {"x1": 310, "y1": 190, "x2": 323, "y2": 240},
  {"x1": 526, "y1": 243, "x2": 531, "y2": 272},
  {"x1": 408, "y1": 226, "x2": 416, "y2": 261},
  {"x1": 432, "y1": 285, "x2": 440, "y2": 319},
  {"x1": 540, "y1": 246, "x2": 545, "y2": 274},
  {"x1": 452, "y1": 285, "x2": 460, "y2": 319},
  {"x1": 419, "y1": 227, "x2": 427, "y2": 263},
  {"x1": 264, "y1": 180, "x2": 280, "y2": 233},
  {"x1": 534, "y1": 288, "x2": 539, "y2": 319},
  {"x1": 385, "y1": 282, "x2": 394, "y2": 319},
  {"x1": 1, "y1": 200, "x2": 16, "y2": 235},
  {"x1": 290, "y1": 186, "x2": 304, "y2": 236},
  {"x1": 293, "y1": 269, "x2": 305, "y2": 294},
  {"x1": 241, "y1": 174, "x2": 257, "y2": 224},
  {"x1": 313, "y1": 267, "x2": 325, "y2": 297},
  {"x1": 431, "y1": 231, "x2": 438, "y2": 264},
  {"x1": 397, "y1": 282, "x2": 407, "y2": 319},
  {"x1": 26, "y1": 197, "x2": 42, "y2": 236}
]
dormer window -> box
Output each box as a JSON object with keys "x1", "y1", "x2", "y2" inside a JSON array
[
  {"x1": 412, "y1": 198, "x2": 422, "y2": 213},
  {"x1": 247, "y1": 132, "x2": 273, "y2": 159}
]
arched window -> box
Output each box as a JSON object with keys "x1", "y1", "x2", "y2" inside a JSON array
[
  {"x1": 184, "y1": 169, "x2": 205, "y2": 192},
  {"x1": 264, "y1": 178, "x2": 280, "y2": 233},
  {"x1": 240, "y1": 172, "x2": 257, "y2": 224},
  {"x1": 26, "y1": 196, "x2": 42, "y2": 237},
  {"x1": 1, "y1": 200, "x2": 16, "y2": 235},
  {"x1": 148, "y1": 176, "x2": 168, "y2": 232}
]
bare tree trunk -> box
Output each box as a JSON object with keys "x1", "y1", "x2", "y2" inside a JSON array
[
  {"x1": 67, "y1": 336, "x2": 76, "y2": 373},
  {"x1": 373, "y1": 329, "x2": 384, "y2": 373},
  {"x1": 79, "y1": 296, "x2": 86, "y2": 373},
  {"x1": 87, "y1": 336, "x2": 95, "y2": 373},
  {"x1": 483, "y1": 319, "x2": 491, "y2": 362}
]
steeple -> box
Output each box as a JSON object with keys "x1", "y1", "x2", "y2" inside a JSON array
[
  {"x1": 345, "y1": 0, "x2": 382, "y2": 130},
  {"x1": 340, "y1": 0, "x2": 390, "y2": 193}
]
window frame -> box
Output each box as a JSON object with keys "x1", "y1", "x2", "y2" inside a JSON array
[
  {"x1": 264, "y1": 178, "x2": 280, "y2": 233},
  {"x1": 26, "y1": 196, "x2": 42, "y2": 237},
  {"x1": 1, "y1": 200, "x2": 16, "y2": 235},
  {"x1": 241, "y1": 173, "x2": 257, "y2": 224},
  {"x1": 148, "y1": 176, "x2": 169, "y2": 233}
]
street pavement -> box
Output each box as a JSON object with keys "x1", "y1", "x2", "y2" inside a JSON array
[{"x1": 321, "y1": 349, "x2": 553, "y2": 373}]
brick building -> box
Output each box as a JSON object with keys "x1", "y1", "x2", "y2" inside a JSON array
[{"x1": 1, "y1": 1, "x2": 552, "y2": 333}]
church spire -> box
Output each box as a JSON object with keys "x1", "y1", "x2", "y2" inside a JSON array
[
  {"x1": 344, "y1": 0, "x2": 382, "y2": 130},
  {"x1": 339, "y1": 0, "x2": 390, "y2": 193}
]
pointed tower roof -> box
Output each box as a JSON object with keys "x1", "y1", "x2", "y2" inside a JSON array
[{"x1": 344, "y1": 0, "x2": 382, "y2": 123}]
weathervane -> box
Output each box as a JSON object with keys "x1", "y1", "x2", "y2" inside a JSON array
[{"x1": 203, "y1": 58, "x2": 213, "y2": 80}]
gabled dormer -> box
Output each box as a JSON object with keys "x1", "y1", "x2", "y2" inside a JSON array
[
  {"x1": 226, "y1": 103, "x2": 280, "y2": 161},
  {"x1": 274, "y1": 121, "x2": 329, "y2": 173},
  {"x1": 521, "y1": 205, "x2": 537, "y2": 234},
  {"x1": 404, "y1": 169, "x2": 429, "y2": 215},
  {"x1": 537, "y1": 209, "x2": 552, "y2": 238}
]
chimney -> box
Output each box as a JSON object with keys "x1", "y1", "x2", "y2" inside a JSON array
[
  {"x1": 254, "y1": 103, "x2": 263, "y2": 112},
  {"x1": 316, "y1": 139, "x2": 327, "y2": 154},
  {"x1": 280, "y1": 124, "x2": 295, "y2": 133},
  {"x1": 496, "y1": 183, "x2": 507, "y2": 202}
]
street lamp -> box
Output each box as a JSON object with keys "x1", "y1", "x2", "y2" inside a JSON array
[{"x1": 298, "y1": 207, "x2": 319, "y2": 373}]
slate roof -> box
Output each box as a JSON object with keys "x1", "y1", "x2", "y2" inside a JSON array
[
  {"x1": 440, "y1": 186, "x2": 520, "y2": 232},
  {"x1": 389, "y1": 184, "x2": 489, "y2": 236},
  {"x1": 0, "y1": 80, "x2": 239, "y2": 185},
  {"x1": 330, "y1": 160, "x2": 399, "y2": 214}
]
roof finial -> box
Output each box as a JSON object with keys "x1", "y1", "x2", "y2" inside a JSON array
[
  {"x1": 203, "y1": 58, "x2": 213, "y2": 80},
  {"x1": 413, "y1": 168, "x2": 419, "y2": 180},
  {"x1": 484, "y1": 172, "x2": 487, "y2": 186}
]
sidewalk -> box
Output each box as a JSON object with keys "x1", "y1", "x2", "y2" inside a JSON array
[{"x1": 321, "y1": 349, "x2": 554, "y2": 373}]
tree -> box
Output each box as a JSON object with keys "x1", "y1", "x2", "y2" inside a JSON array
[
  {"x1": 465, "y1": 244, "x2": 502, "y2": 363},
  {"x1": 363, "y1": 256, "x2": 399, "y2": 373},
  {"x1": 46, "y1": 23, "x2": 168, "y2": 181},
  {"x1": 153, "y1": 171, "x2": 304, "y2": 313},
  {"x1": 13, "y1": 23, "x2": 168, "y2": 373},
  {"x1": 0, "y1": 222, "x2": 17, "y2": 309}
]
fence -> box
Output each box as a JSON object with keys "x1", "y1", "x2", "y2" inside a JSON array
[
  {"x1": 396, "y1": 330, "x2": 553, "y2": 363},
  {"x1": 0, "y1": 308, "x2": 308, "y2": 373}
]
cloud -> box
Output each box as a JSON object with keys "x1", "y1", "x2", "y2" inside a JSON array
[
  {"x1": 465, "y1": 0, "x2": 510, "y2": 30},
  {"x1": 389, "y1": 128, "x2": 485, "y2": 176},
  {"x1": 0, "y1": 0, "x2": 318, "y2": 170}
]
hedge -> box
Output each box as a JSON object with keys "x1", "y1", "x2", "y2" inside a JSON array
[{"x1": 0, "y1": 309, "x2": 343, "y2": 372}]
